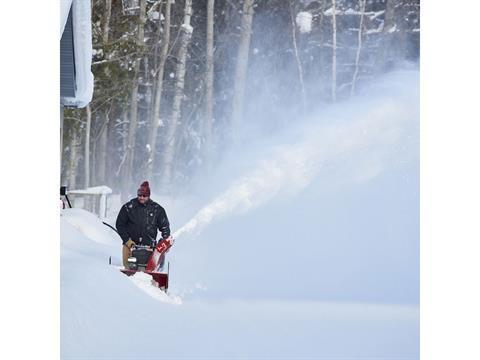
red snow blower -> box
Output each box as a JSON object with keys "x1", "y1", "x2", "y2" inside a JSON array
[{"x1": 120, "y1": 236, "x2": 174, "y2": 291}]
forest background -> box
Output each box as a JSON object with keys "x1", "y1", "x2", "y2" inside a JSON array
[{"x1": 61, "y1": 0, "x2": 420, "y2": 200}]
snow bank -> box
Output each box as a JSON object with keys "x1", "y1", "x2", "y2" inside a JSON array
[{"x1": 61, "y1": 208, "x2": 117, "y2": 245}]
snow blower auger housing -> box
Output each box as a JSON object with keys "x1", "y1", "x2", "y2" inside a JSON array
[{"x1": 120, "y1": 237, "x2": 174, "y2": 291}]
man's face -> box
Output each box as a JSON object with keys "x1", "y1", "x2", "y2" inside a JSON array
[{"x1": 137, "y1": 194, "x2": 149, "y2": 204}]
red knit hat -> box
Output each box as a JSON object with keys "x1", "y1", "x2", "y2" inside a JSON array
[{"x1": 137, "y1": 181, "x2": 151, "y2": 197}]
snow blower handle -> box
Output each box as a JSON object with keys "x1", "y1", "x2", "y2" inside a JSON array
[
  {"x1": 158, "y1": 236, "x2": 174, "y2": 254},
  {"x1": 146, "y1": 236, "x2": 174, "y2": 272}
]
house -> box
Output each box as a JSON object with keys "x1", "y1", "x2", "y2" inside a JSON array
[
  {"x1": 60, "y1": 0, "x2": 94, "y2": 108},
  {"x1": 60, "y1": 0, "x2": 94, "y2": 191}
]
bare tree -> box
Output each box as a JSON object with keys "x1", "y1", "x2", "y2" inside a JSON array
[
  {"x1": 93, "y1": 107, "x2": 111, "y2": 185},
  {"x1": 350, "y1": 0, "x2": 366, "y2": 96},
  {"x1": 85, "y1": 104, "x2": 92, "y2": 188},
  {"x1": 376, "y1": 0, "x2": 397, "y2": 69},
  {"x1": 384, "y1": 0, "x2": 396, "y2": 33},
  {"x1": 93, "y1": 0, "x2": 113, "y2": 186},
  {"x1": 203, "y1": 0, "x2": 215, "y2": 161},
  {"x1": 231, "y1": 0, "x2": 255, "y2": 139},
  {"x1": 102, "y1": 0, "x2": 112, "y2": 45},
  {"x1": 116, "y1": 111, "x2": 129, "y2": 178},
  {"x1": 67, "y1": 128, "x2": 80, "y2": 190},
  {"x1": 161, "y1": 0, "x2": 193, "y2": 189},
  {"x1": 331, "y1": 0, "x2": 337, "y2": 102},
  {"x1": 147, "y1": 0, "x2": 172, "y2": 180},
  {"x1": 122, "y1": 0, "x2": 147, "y2": 198},
  {"x1": 317, "y1": 0, "x2": 326, "y2": 88},
  {"x1": 60, "y1": 107, "x2": 64, "y2": 173},
  {"x1": 289, "y1": 0, "x2": 307, "y2": 114}
]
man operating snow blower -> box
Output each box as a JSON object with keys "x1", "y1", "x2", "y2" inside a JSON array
[{"x1": 116, "y1": 181, "x2": 172, "y2": 270}]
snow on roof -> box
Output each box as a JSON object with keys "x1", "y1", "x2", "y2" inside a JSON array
[
  {"x1": 68, "y1": 185, "x2": 113, "y2": 195},
  {"x1": 61, "y1": 208, "x2": 117, "y2": 245},
  {"x1": 60, "y1": 0, "x2": 94, "y2": 108},
  {"x1": 60, "y1": 0, "x2": 73, "y2": 37}
]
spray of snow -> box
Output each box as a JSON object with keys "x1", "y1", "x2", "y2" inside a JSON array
[
  {"x1": 129, "y1": 272, "x2": 182, "y2": 305},
  {"x1": 296, "y1": 11, "x2": 313, "y2": 33},
  {"x1": 174, "y1": 144, "x2": 315, "y2": 239},
  {"x1": 174, "y1": 71, "x2": 418, "y2": 240}
]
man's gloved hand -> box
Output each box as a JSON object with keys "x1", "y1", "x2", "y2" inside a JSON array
[{"x1": 125, "y1": 239, "x2": 135, "y2": 249}]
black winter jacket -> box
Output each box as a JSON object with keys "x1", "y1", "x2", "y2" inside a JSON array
[{"x1": 115, "y1": 198, "x2": 170, "y2": 246}]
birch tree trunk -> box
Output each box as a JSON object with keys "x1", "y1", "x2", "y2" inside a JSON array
[
  {"x1": 67, "y1": 129, "x2": 80, "y2": 190},
  {"x1": 160, "y1": 0, "x2": 193, "y2": 190},
  {"x1": 122, "y1": 110, "x2": 128, "y2": 156},
  {"x1": 350, "y1": 0, "x2": 366, "y2": 96},
  {"x1": 105, "y1": 107, "x2": 116, "y2": 187},
  {"x1": 289, "y1": 0, "x2": 306, "y2": 114},
  {"x1": 231, "y1": 0, "x2": 255, "y2": 140},
  {"x1": 60, "y1": 106, "x2": 64, "y2": 176},
  {"x1": 203, "y1": 0, "x2": 215, "y2": 162},
  {"x1": 122, "y1": 0, "x2": 146, "y2": 198},
  {"x1": 317, "y1": 0, "x2": 326, "y2": 89},
  {"x1": 117, "y1": 110, "x2": 129, "y2": 180},
  {"x1": 102, "y1": 0, "x2": 112, "y2": 45},
  {"x1": 376, "y1": 0, "x2": 396, "y2": 69},
  {"x1": 85, "y1": 104, "x2": 91, "y2": 188},
  {"x1": 95, "y1": 111, "x2": 109, "y2": 184},
  {"x1": 384, "y1": 0, "x2": 396, "y2": 33},
  {"x1": 395, "y1": 1, "x2": 408, "y2": 61},
  {"x1": 147, "y1": 0, "x2": 172, "y2": 180},
  {"x1": 331, "y1": 0, "x2": 337, "y2": 102},
  {"x1": 96, "y1": 1, "x2": 112, "y2": 185}
]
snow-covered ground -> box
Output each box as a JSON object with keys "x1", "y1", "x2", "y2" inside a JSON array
[
  {"x1": 61, "y1": 70, "x2": 419, "y2": 359},
  {"x1": 61, "y1": 209, "x2": 418, "y2": 359}
]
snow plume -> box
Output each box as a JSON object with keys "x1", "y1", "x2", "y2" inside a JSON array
[
  {"x1": 174, "y1": 70, "x2": 419, "y2": 240},
  {"x1": 129, "y1": 272, "x2": 182, "y2": 305},
  {"x1": 174, "y1": 145, "x2": 315, "y2": 239}
]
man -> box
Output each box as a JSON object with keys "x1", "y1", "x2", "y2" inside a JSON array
[{"x1": 116, "y1": 181, "x2": 171, "y2": 268}]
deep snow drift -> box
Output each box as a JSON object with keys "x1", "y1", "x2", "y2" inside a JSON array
[{"x1": 61, "y1": 70, "x2": 419, "y2": 359}]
